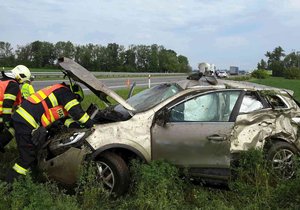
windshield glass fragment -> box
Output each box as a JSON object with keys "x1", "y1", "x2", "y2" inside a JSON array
[{"x1": 115, "y1": 83, "x2": 183, "y2": 113}]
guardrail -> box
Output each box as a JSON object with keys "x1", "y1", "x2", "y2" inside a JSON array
[{"x1": 32, "y1": 72, "x2": 186, "y2": 79}]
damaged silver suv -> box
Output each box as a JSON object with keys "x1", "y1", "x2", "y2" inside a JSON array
[{"x1": 39, "y1": 58, "x2": 300, "y2": 196}]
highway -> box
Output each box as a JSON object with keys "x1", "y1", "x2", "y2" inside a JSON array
[{"x1": 32, "y1": 75, "x2": 187, "y2": 91}]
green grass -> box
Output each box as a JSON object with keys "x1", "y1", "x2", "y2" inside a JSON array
[
  {"x1": 81, "y1": 87, "x2": 145, "y2": 110},
  {"x1": 1, "y1": 150, "x2": 300, "y2": 209},
  {"x1": 250, "y1": 77, "x2": 300, "y2": 101}
]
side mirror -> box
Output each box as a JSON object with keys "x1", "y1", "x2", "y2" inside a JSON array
[{"x1": 155, "y1": 108, "x2": 170, "y2": 127}]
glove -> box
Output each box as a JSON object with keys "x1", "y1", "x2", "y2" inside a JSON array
[{"x1": 84, "y1": 119, "x2": 94, "y2": 129}]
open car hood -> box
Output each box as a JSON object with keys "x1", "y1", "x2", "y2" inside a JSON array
[{"x1": 58, "y1": 57, "x2": 135, "y2": 111}]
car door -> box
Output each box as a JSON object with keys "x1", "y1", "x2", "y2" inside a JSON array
[{"x1": 151, "y1": 90, "x2": 242, "y2": 179}]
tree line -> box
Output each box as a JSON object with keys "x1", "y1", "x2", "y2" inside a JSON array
[
  {"x1": 257, "y1": 46, "x2": 300, "y2": 79},
  {"x1": 0, "y1": 41, "x2": 192, "y2": 73}
]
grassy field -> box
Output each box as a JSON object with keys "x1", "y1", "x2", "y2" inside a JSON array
[
  {"x1": 81, "y1": 87, "x2": 145, "y2": 110},
  {"x1": 250, "y1": 77, "x2": 300, "y2": 101},
  {"x1": 0, "y1": 149, "x2": 299, "y2": 209}
]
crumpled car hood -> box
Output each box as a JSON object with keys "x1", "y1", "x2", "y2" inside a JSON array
[{"x1": 58, "y1": 57, "x2": 135, "y2": 111}]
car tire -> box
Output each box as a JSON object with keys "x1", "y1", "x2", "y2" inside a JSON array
[
  {"x1": 96, "y1": 152, "x2": 130, "y2": 196},
  {"x1": 267, "y1": 141, "x2": 298, "y2": 179}
]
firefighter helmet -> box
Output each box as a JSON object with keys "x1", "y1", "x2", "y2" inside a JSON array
[{"x1": 9, "y1": 65, "x2": 32, "y2": 84}]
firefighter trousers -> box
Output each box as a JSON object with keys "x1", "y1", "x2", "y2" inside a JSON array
[{"x1": 14, "y1": 121, "x2": 37, "y2": 169}]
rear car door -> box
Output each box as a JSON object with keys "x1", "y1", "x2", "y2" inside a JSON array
[{"x1": 151, "y1": 90, "x2": 242, "y2": 179}]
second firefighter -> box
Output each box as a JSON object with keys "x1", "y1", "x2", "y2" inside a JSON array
[{"x1": 7, "y1": 82, "x2": 93, "y2": 181}]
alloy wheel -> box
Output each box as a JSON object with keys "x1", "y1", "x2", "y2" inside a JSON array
[
  {"x1": 272, "y1": 148, "x2": 295, "y2": 179},
  {"x1": 96, "y1": 161, "x2": 115, "y2": 192}
]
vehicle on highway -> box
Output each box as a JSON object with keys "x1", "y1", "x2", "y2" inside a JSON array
[
  {"x1": 217, "y1": 71, "x2": 228, "y2": 78},
  {"x1": 38, "y1": 58, "x2": 300, "y2": 196}
]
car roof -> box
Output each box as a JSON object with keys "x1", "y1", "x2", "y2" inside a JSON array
[
  {"x1": 221, "y1": 80, "x2": 294, "y2": 95},
  {"x1": 177, "y1": 75, "x2": 223, "y2": 89},
  {"x1": 177, "y1": 78, "x2": 293, "y2": 96}
]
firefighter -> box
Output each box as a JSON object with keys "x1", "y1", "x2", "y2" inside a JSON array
[
  {"x1": 0, "y1": 65, "x2": 32, "y2": 152},
  {"x1": 21, "y1": 75, "x2": 35, "y2": 99},
  {"x1": 7, "y1": 82, "x2": 94, "y2": 182}
]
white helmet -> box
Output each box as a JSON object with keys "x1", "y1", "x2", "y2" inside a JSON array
[{"x1": 8, "y1": 65, "x2": 31, "y2": 84}]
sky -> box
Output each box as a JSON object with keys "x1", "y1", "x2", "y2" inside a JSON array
[{"x1": 1, "y1": 0, "x2": 300, "y2": 71}]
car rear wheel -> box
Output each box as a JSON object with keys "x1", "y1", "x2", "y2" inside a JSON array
[
  {"x1": 96, "y1": 152, "x2": 130, "y2": 196},
  {"x1": 267, "y1": 141, "x2": 298, "y2": 179}
]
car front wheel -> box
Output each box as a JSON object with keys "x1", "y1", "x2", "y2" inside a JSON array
[
  {"x1": 95, "y1": 152, "x2": 130, "y2": 196},
  {"x1": 267, "y1": 141, "x2": 298, "y2": 179}
]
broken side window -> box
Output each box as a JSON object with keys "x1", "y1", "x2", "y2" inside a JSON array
[
  {"x1": 266, "y1": 95, "x2": 288, "y2": 109},
  {"x1": 239, "y1": 93, "x2": 264, "y2": 113},
  {"x1": 169, "y1": 91, "x2": 240, "y2": 122}
]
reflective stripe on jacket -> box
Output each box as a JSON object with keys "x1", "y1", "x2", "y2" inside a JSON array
[
  {"x1": 16, "y1": 107, "x2": 39, "y2": 128},
  {"x1": 0, "y1": 79, "x2": 22, "y2": 118},
  {"x1": 27, "y1": 84, "x2": 69, "y2": 127}
]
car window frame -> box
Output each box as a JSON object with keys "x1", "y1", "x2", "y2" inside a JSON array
[
  {"x1": 265, "y1": 94, "x2": 290, "y2": 110},
  {"x1": 238, "y1": 91, "x2": 269, "y2": 114},
  {"x1": 163, "y1": 89, "x2": 244, "y2": 123}
]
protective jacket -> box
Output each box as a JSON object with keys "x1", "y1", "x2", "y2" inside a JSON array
[
  {"x1": 0, "y1": 78, "x2": 22, "y2": 124},
  {"x1": 0, "y1": 78, "x2": 22, "y2": 151},
  {"x1": 8, "y1": 83, "x2": 93, "y2": 179},
  {"x1": 12, "y1": 83, "x2": 91, "y2": 131}
]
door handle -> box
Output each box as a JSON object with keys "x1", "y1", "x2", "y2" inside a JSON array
[{"x1": 207, "y1": 135, "x2": 227, "y2": 141}]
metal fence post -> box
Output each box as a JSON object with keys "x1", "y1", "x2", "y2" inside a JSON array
[{"x1": 148, "y1": 74, "x2": 151, "y2": 88}]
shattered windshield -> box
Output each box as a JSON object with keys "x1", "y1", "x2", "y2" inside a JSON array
[{"x1": 115, "y1": 83, "x2": 183, "y2": 113}]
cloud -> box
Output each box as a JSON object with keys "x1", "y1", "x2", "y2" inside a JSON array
[
  {"x1": 1, "y1": 0, "x2": 300, "y2": 70},
  {"x1": 266, "y1": 0, "x2": 300, "y2": 26},
  {"x1": 214, "y1": 36, "x2": 249, "y2": 49}
]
